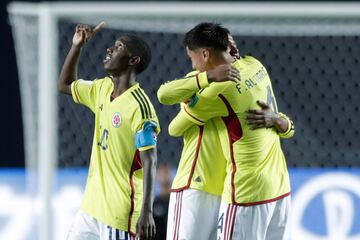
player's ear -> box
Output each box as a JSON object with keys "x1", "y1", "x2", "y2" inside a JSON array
[
  {"x1": 201, "y1": 48, "x2": 210, "y2": 62},
  {"x1": 129, "y1": 56, "x2": 140, "y2": 67}
]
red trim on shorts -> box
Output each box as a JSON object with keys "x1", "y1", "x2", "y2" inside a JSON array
[
  {"x1": 173, "y1": 191, "x2": 183, "y2": 240},
  {"x1": 173, "y1": 192, "x2": 180, "y2": 240},
  {"x1": 229, "y1": 206, "x2": 238, "y2": 240},
  {"x1": 218, "y1": 95, "x2": 243, "y2": 204},
  {"x1": 128, "y1": 233, "x2": 136, "y2": 240},
  {"x1": 128, "y1": 150, "x2": 142, "y2": 235},
  {"x1": 170, "y1": 127, "x2": 204, "y2": 192},
  {"x1": 235, "y1": 192, "x2": 291, "y2": 206},
  {"x1": 178, "y1": 192, "x2": 183, "y2": 240},
  {"x1": 224, "y1": 204, "x2": 231, "y2": 240},
  {"x1": 228, "y1": 205, "x2": 236, "y2": 240}
]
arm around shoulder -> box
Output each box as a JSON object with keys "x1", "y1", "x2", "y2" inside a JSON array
[{"x1": 157, "y1": 72, "x2": 209, "y2": 105}]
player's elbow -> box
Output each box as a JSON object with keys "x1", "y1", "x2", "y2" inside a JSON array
[
  {"x1": 168, "y1": 123, "x2": 183, "y2": 137},
  {"x1": 58, "y1": 81, "x2": 65, "y2": 92},
  {"x1": 157, "y1": 88, "x2": 167, "y2": 104},
  {"x1": 58, "y1": 81, "x2": 71, "y2": 95},
  {"x1": 168, "y1": 128, "x2": 182, "y2": 137},
  {"x1": 157, "y1": 87, "x2": 173, "y2": 105}
]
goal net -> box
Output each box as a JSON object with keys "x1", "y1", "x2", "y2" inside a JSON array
[{"x1": 7, "y1": 2, "x2": 360, "y2": 240}]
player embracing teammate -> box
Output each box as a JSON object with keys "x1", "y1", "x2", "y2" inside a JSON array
[{"x1": 158, "y1": 23, "x2": 295, "y2": 240}]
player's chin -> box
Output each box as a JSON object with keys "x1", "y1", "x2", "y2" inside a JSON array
[{"x1": 103, "y1": 61, "x2": 111, "y2": 71}]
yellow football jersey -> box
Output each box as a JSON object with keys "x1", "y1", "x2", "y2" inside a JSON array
[
  {"x1": 157, "y1": 71, "x2": 209, "y2": 105},
  {"x1": 158, "y1": 72, "x2": 226, "y2": 196},
  {"x1": 170, "y1": 56, "x2": 294, "y2": 205},
  {"x1": 71, "y1": 77, "x2": 160, "y2": 234}
]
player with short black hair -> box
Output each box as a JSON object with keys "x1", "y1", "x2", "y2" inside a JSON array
[
  {"x1": 120, "y1": 35, "x2": 152, "y2": 74},
  {"x1": 184, "y1": 22, "x2": 229, "y2": 51},
  {"x1": 158, "y1": 24, "x2": 239, "y2": 240},
  {"x1": 160, "y1": 22, "x2": 294, "y2": 240},
  {"x1": 59, "y1": 22, "x2": 159, "y2": 240}
]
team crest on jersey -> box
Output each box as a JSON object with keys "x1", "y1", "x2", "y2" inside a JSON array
[{"x1": 112, "y1": 112, "x2": 122, "y2": 128}]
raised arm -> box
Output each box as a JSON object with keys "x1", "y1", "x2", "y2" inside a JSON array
[
  {"x1": 157, "y1": 71, "x2": 206, "y2": 105},
  {"x1": 58, "y1": 22, "x2": 105, "y2": 95}
]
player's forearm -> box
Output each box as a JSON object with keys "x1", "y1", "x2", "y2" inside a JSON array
[
  {"x1": 139, "y1": 148, "x2": 157, "y2": 214},
  {"x1": 157, "y1": 72, "x2": 209, "y2": 105},
  {"x1": 58, "y1": 45, "x2": 82, "y2": 95},
  {"x1": 168, "y1": 107, "x2": 195, "y2": 137},
  {"x1": 168, "y1": 119, "x2": 186, "y2": 137}
]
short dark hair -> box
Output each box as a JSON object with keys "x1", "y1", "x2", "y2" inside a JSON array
[
  {"x1": 123, "y1": 35, "x2": 152, "y2": 74},
  {"x1": 184, "y1": 22, "x2": 230, "y2": 51}
]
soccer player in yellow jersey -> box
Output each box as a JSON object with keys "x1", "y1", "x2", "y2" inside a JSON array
[
  {"x1": 58, "y1": 22, "x2": 159, "y2": 240},
  {"x1": 167, "y1": 23, "x2": 294, "y2": 240},
  {"x1": 158, "y1": 29, "x2": 294, "y2": 240},
  {"x1": 158, "y1": 71, "x2": 236, "y2": 240}
]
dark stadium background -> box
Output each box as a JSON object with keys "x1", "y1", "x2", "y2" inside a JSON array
[
  {"x1": 1, "y1": 0, "x2": 359, "y2": 168},
  {"x1": 2, "y1": 1, "x2": 360, "y2": 240}
]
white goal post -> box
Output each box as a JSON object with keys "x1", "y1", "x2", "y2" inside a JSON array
[{"x1": 7, "y1": 2, "x2": 360, "y2": 240}]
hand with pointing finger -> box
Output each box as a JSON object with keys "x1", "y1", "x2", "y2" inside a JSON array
[{"x1": 72, "y1": 21, "x2": 106, "y2": 49}]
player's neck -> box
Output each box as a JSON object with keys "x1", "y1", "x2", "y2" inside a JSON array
[
  {"x1": 110, "y1": 71, "x2": 137, "y2": 97},
  {"x1": 209, "y1": 52, "x2": 234, "y2": 68}
]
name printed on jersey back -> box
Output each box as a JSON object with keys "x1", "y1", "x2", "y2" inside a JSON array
[{"x1": 236, "y1": 66, "x2": 268, "y2": 94}]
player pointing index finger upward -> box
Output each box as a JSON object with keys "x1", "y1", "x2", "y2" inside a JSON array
[{"x1": 59, "y1": 22, "x2": 159, "y2": 240}]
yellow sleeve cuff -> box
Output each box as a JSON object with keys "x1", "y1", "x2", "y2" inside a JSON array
[
  {"x1": 197, "y1": 72, "x2": 209, "y2": 89},
  {"x1": 278, "y1": 112, "x2": 295, "y2": 139},
  {"x1": 138, "y1": 145, "x2": 156, "y2": 151},
  {"x1": 155, "y1": 125, "x2": 161, "y2": 134},
  {"x1": 71, "y1": 81, "x2": 80, "y2": 104}
]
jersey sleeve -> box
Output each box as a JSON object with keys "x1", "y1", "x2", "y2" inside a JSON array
[
  {"x1": 277, "y1": 112, "x2": 295, "y2": 138},
  {"x1": 131, "y1": 95, "x2": 161, "y2": 151},
  {"x1": 157, "y1": 71, "x2": 209, "y2": 105},
  {"x1": 181, "y1": 87, "x2": 229, "y2": 125},
  {"x1": 71, "y1": 79, "x2": 99, "y2": 112},
  {"x1": 135, "y1": 120, "x2": 160, "y2": 151},
  {"x1": 168, "y1": 103, "x2": 196, "y2": 137}
]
